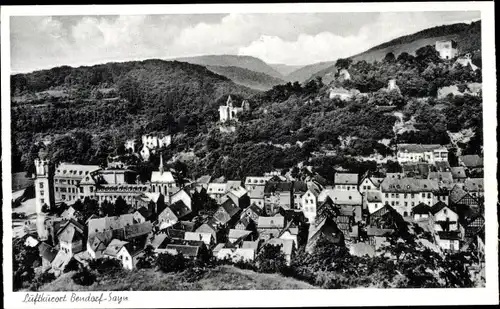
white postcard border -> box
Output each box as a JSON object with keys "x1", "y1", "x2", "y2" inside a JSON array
[{"x1": 2, "y1": 2, "x2": 498, "y2": 308}]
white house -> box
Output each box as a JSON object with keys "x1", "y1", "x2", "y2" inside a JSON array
[
  {"x1": 431, "y1": 202, "x2": 459, "y2": 232},
  {"x1": 301, "y1": 188, "x2": 320, "y2": 223},
  {"x1": 397, "y1": 144, "x2": 448, "y2": 164},
  {"x1": 103, "y1": 239, "x2": 134, "y2": 270}
]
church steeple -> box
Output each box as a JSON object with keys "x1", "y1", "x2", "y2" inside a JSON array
[
  {"x1": 227, "y1": 95, "x2": 233, "y2": 107},
  {"x1": 159, "y1": 154, "x2": 164, "y2": 174}
]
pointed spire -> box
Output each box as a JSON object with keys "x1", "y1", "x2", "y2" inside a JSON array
[
  {"x1": 159, "y1": 154, "x2": 164, "y2": 174},
  {"x1": 227, "y1": 95, "x2": 233, "y2": 107}
]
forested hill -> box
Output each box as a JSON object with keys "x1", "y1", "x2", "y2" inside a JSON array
[
  {"x1": 174, "y1": 55, "x2": 284, "y2": 79},
  {"x1": 354, "y1": 21, "x2": 481, "y2": 61},
  {"x1": 308, "y1": 21, "x2": 481, "y2": 82},
  {"x1": 10, "y1": 59, "x2": 256, "y2": 172},
  {"x1": 206, "y1": 65, "x2": 286, "y2": 91}
]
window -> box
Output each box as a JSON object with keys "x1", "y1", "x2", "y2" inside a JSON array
[
  {"x1": 396, "y1": 194, "x2": 400, "y2": 198},
  {"x1": 79, "y1": 187, "x2": 83, "y2": 193},
  {"x1": 404, "y1": 202, "x2": 408, "y2": 206},
  {"x1": 427, "y1": 193, "x2": 431, "y2": 199},
  {"x1": 40, "y1": 190, "x2": 44, "y2": 196},
  {"x1": 411, "y1": 194, "x2": 415, "y2": 198},
  {"x1": 40, "y1": 198, "x2": 44, "y2": 205},
  {"x1": 404, "y1": 194, "x2": 407, "y2": 199},
  {"x1": 396, "y1": 201, "x2": 399, "y2": 206},
  {"x1": 391, "y1": 193, "x2": 395, "y2": 198},
  {"x1": 385, "y1": 193, "x2": 388, "y2": 198},
  {"x1": 444, "y1": 209, "x2": 448, "y2": 215},
  {"x1": 422, "y1": 193, "x2": 425, "y2": 198},
  {"x1": 39, "y1": 183, "x2": 44, "y2": 188},
  {"x1": 55, "y1": 187, "x2": 59, "y2": 192},
  {"x1": 62, "y1": 195, "x2": 66, "y2": 200},
  {"x1": 391, "y1": 201, "x2": 395, "y2": 206},
  {"x1": 412, "y1": 202, "x2": 415, "y2": 206}
]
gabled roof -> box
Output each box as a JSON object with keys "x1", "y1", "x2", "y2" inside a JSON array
[
  {"x1": 214, "y1": 201, "x2": 241, "y2": 225},
  {"x1": 450, "y1": 167, "x2": 467, "y2": 179},
  {"x1": 173, "y1": 221, "x2": 195, "y2": 232},
  {"x1": 124, "y1": 222, "x2": 153, "y2": 239},
  {"x1": 366, "y1": 191, "x2": 382, "y2": 203},
  {"x1": 380, "y1": 178, "x2": 439, "y2": 193},
  {"x1": 257, "y1": 216, "x2": 285, "y2": 229},
  {"x1": 264, "y1": 182, "x2": 293, "y2": 194},
  {"x1": 184, "y1": 231, "x2": 213, "y2": 243},
  {"x1": 431, "y1": 201, "x2": 456, "y2": 215},
  {"x1": 308, "y1": 217, "x2": 343, "y2": 244},
  {"x1": 124, "y1": 236, "x2": 148, "y2": 257},
  {"x1": 334, "y1": 173, "x2": 358, "y2": 185},
  {"x1": 245, "y1": 176, "x2": 271, "y2": 185},
  {"x1": 151, "y1": 171, "x2": 175, "y2": 183},
  {"x1": 165, "y1": 228, "x2": 186, "y2": 239},
  {"x1": 54, "y1": 163, "x2": 101, "y2": 178},
  {"x1": 241, "y1": 240, "x2": 260, "y2": 252},
  {"x1": 207, "y1": 182, "x2": 228, "y2": 194},
  {"x1": 464, "y1": 178, "x2": 484, "y2": 192},
  {"x1": 228, "y1": 229, "x2": 252, "y2": 240},
  {"x1": 164, "y1": 244, "x2": 200, "y2": 258},
  {"x1": 151, "y1": 233, "x2": 168, "y2": 249},
  {"x1": 103, "y1": 239, "x2": 129, "y2": 257},
  {"x1": 428, "y1": 172, "x2": 454, "y2": 183},
  {"x1": 170, "y1": 200, "x2": 192, "y2": 219},
  {"x1": 57, "y1": 219, "x2": 84, "y2": 243},
  {"x1": 318, "y1": 189, "x2": 362, "y2": 205},
  {"x1": 459, "y1": 155, "x2": 483, "y2": 168},
  {"x1": 38, "y1": 242, "x2": 58, "y2": 262},
  {"x1": 412, "y1": 202, "x2": 432, "y2": 215},
  {"x1": 292, "y1": 181, "x2": 308, "y2": 194},
  {"x1": 449, "y1": 184, "x2": 469, "y2": 204},
  {"x1": 247, "y1": 185, "x2": 265, "y2": 199},
  {"x1": 88, "y1": 214, "x2": 135, "y2": 234},
  {"x1": 397, "y1": 144, "x2": 446, "y2": 153},
  {"x1": 196, "y1": 175, "x2": 211, "y2": 184}
]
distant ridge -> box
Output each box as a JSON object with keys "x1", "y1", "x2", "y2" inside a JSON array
[
  {"x1": 175, "y1": 54, "x2": 284, "y2": 79},
  {"x1": 206, "y1": 65, "x2": 286, "y2": 91}
]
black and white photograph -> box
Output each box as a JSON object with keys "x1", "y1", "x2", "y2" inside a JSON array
[{"x1": 1, "y1": 2, "x2": 498, "y2": 308}]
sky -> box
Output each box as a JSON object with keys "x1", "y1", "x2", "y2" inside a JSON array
[{"x1": 10, "y1": 11, "x2": 480, "y2": 73}]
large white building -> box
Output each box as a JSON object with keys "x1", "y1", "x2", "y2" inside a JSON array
[
  {"x1": 379, "y1": 177, "x2": 449, "y2": 217},
  {"x1": 435, "y1": 40, "x2": 458, "y2": 60},
  {"x1": 396, "y1": 144, "x2": 448, "y2": 164}
]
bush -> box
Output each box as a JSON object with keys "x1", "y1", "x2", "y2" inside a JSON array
[
  {"x1": 156, "y1": 252, "x2": 187, "y2": 273},
  {"x1": 29, "y1": 271, "x2": 56, "y2": 291},
  {"x1": 255, "y1": 244, "x2": 287, "y2": 274},
  {"x1": 63, "y1": 258, "x2": 80, "y2": 273},
  {"x1": 88, "y1": 258, "x2": 122, "y2": 275},
  {"x1": 72, "y1": 268, "x2": 96, "y2": 286}
]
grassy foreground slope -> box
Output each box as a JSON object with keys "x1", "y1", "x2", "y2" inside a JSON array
[{"x1": 39, "y1": 266, "x2": 315, "y2": 291}]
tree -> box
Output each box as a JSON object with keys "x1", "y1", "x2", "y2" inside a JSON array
[
  {"x1": 13, "y1": 238, "x2": 41, "y2": 290},
  {"x1": 156, "y1": 252, "x2": 187, "y2": 273},
  {"x1": 335, "y1": 58, "x2": 353, "y2": 70},
  {"x1": 136, "y1": 245, "x2": 156, "y2": 269},
  {"x1": 384, "y1": 52, "x2": 396, "y2": 63},
  {"x1": 114, "y1": 196, "x2": 129, "y2": 216},
  {"x1": 255, "y1": 244, "x2": 287, "y2": 274}
]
